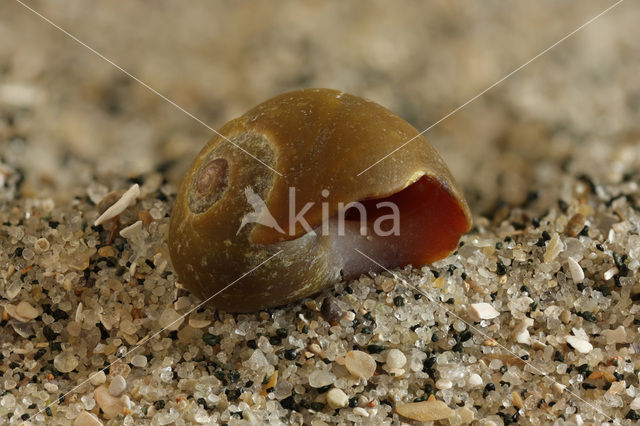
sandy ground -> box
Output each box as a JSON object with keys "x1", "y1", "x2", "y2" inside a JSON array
[{"x1": 1, "y1": 1, "x2": 640, "y2": 424}]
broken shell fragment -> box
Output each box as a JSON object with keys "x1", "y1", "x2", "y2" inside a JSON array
[
  {"x1": 469, "y1": 303, "x2": 500, "y2": 321},
  {"x1": 169, "y1": 88, "x2": 471, "y2": 312},
  {"x1": 3, "y1": 301, "x2": 39, "y2": 322},
  {"x1": 396, "y1": 399, "x2": 454, "y2": 422},
  {"x1": 94, "y1": 184, "x2": 140, "y2": 226}
]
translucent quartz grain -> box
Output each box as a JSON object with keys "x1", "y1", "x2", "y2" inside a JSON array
[
  {"x1": 3, "y1": 379, "x2": 17, "y2": 391},
  {"x1": 157, "y1": 308, "x2": 184, "y2": 331},
  {"x1": 54, "y1": 351, "x2": 79, "y2": 373},
  {"x1": 108, "y1": 375, "x2": 127, "y2": 397},
  {"x1": 44, "y1": 382, "x2": 58, "y2": 392},
  {"x1": 468, "y1": 373, "x2": 483, "y2": 386},
  {"x1": 5, "y1": 281, "x2": 21, "y2": 299},
  {"x1": 436, "y1": 378, "x2": 453, "y2": 389},
  {"x1": 308, "y1": 370, "x2": 335, "y2": 388},
  {"x1": 89, "y1": 371, "x2": 106, "y2": 386},
  {"x1": 386, "y1": 349, "x2": 407, "y2": 369},
  {"x1": 131, "y1": 354, "x2": 148, "y2": 368},
  {"x1": 544, "y1": 233, "x2": 563, "y2": 262},
  {"x1": 80, "y1": 395, "x2": 96, "y2": 410}
]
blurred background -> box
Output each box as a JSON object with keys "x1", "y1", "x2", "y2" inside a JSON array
[{"x1": 1, "y1": 0, "x2": 638, "y2": 216}]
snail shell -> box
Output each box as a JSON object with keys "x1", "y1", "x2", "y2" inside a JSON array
[{"x1": 168, "y1": 88, "x2": 471, "y2": 312}]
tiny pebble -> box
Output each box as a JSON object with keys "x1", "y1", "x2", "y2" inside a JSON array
[
  {"x1": 566, "y1": 213, "x2": 586, "y2": 237},
  {"x1": 327, "y1": 388, "x2": 349, "y2": 408},
  {"x1": 566, "y1": 335, "x2": 593, "y2": 354},
  {"x1": 0, "y1": 83, "x2": 40, "y2": 107},
  {"x1": 602, "y1": 326, "x2": 627, "y2": 344},
  {"x1": 73, "y1": 411, "x2": 103, "y2": 426},
  {"x1": 396, "y1": 399, "x2": 454, "y2": 422},
  {"x1": 513, "y1": 391, "x2": 524, "y2": 409},
  {"x1": 158, "y1": 308, "x2": 184, "y2": 331},
  {"x1": 436, "y1": 378, "x2": 453, "y2": 390},
  {"x1": 173, "y1": 296, "x2": 192, "y2": 311},
  {"x1": 553, "y1": 382, "x2": 566, "y2": 393},
  {"x1": 309, "y1": 370, "x2": 336, "y2": 388},
  {"x1": 468, "y1": 303, "x2": 500, "y2": 321},
  {"x1": 344, "y1": 350, "x2": 376, "y2": 380},
  {"x1": 261, "y1": 371, "x2": 278, "y2": 396},
  {"x1": 386, "y1": 348, "x2": 407, "y2": 369},
  {"x1": 89, "y1": 371, "x2": 107, "y2": 386},
  {"x1": 341, "y1": 310, "x2": 356, "y2": 321},
  {"x1": 456, "y1": 406, "x2": 475, "y2": 423},
  {"x1": 94, "y1": 384, "x2": 128, "y2": 420},
  {"x1": 188, "y1": 315, "x2": 211, "y2": 329},
  {"x1": 54, "y1": 351, "x2": 79, "y2": 373},
  {"x1": 110, "y1": 363, "x2": 130, "y2": 380},
  {"x1": 245, "y1": 349, "x2": 269, "y2": 371},
  {"x1": 543, "y1": 233, "x2": 563, "y2": 263},
  {"x1": 5, "y1": 281, "x2": 20, "y2": 300},
  {"x1": 468, "y1": 373, "x2": 483, "y2": 387},
  {"x1": 67, "y1": 321, "x2": 82, "y2": 337},
  {"x1": 630, "y1": 397, "x2": 640, "y2": 410},
  {"x1": 353, "y1": 407, "x2": 369, "y2": 417},
  {"x1": 108, "y1": 375, "x2": 127, "y2": 396},
  {"x1": 320, "y1": 297, "x2": 342, "y2": 323},
  {"x1": 139, "y1": 209, "x2": 154, "y2": 225},
  {"x1": 15, "y1": 301, "x2": 39, "y2": 321},
  {"x1": 131, "y1": 354, "x2": 148, "y2": 368},
  {"x1": 380, "y1": 277, "x2": 395, "y2": 292},
  {"x1": 567, "y1": 257, "x2": 584, "y2": 283},
  {"x1": 44, "y1": 382, "x2": 59, "y2": 392},
  {"x1": 609, "y1": 381, "x2": 625, "y2": 394},
  {"x1": 515, "y1": 328, "x2": 531, "y2": 345},
  {"x1": 97, "y1": 245, "x2": 115, "y2": 257}
]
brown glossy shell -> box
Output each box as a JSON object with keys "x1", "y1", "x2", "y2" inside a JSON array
[{"x1": 168, "y1": 88, "x2": 471, "y2": 312}]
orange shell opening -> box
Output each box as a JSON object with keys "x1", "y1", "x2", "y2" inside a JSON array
[{"x1": 347, "y1": 175, "x2": 470, "y2": 267}]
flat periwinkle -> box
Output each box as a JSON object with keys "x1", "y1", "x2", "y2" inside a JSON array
[{"x1": 168, "y1": 89, "x2": 471, "y2": 312}]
